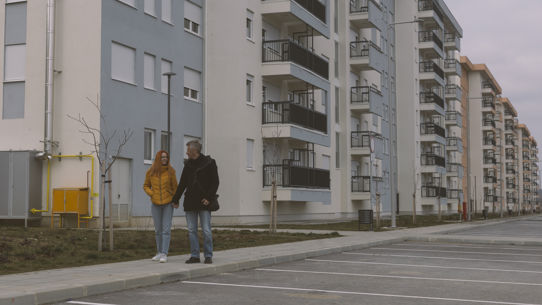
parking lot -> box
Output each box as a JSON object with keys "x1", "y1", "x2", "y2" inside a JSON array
[
  {"x1": 452, "y1": 215, "x2": 542, "y2": 238},
  {"x1": 56, "y1": 239, "x2": 542, "y2": 305}
]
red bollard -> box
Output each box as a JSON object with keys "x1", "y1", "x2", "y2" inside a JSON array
[{"x1": 462, "y1": 201, "x2": 467, "y2": 221}]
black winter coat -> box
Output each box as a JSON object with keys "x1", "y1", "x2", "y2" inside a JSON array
[{"x1": 172, "y1": 154, "x2": 219, "y2": 211}]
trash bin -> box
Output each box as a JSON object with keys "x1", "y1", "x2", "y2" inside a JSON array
[
  {"x1": 482, "y1": 207, "x2": 489, "y2": 220},
  {"x1": 358, "y1": 209, "x2": 373, "y2": 231}
]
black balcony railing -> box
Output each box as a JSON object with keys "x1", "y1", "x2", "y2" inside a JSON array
[
  {"x1": 262, "y1": 39, "x2": 329, "y2": 79},
  {"x1": 483, "y1": 137, "x2": 496, "y2": 146},
  {"x1": 447, "y1": 137, "x2": 461, "y2": 148},
  {"x1": 482, "y1": 97, "x2": 495, "y2": 109},
  {"x1": 505, "y1": 138, "x2": 516, "y2": 145},
  {"x1": 482, "y1": 119, "x2": 496, "y2": 128},
  {"x1": 507, "y1": 197, "x2": 517, "y2": 204},
  {"x1": 420, "y1": 123, "x2": 446, "y2": 138},
  {"x1": 293, "y1": 0, "x2": 326, "y2": 23},
  {"x1": 484, "y1": 195, "x2": 497, "y2": 203},
  {"x1": 484, "y1": 176, "x2": 497, "y2": 184},
  {"x1": 447, "y1": 189, "x2": 462, "y2": 199},
  {"x1": 350, "y1": 40, "x2": 382, "y2": 58},
  {"x1": 482, "y1": 81, "x2": 497, "y2": 92},
  {"x1": 349, "y1": 0, "x2": 371, "y2": 13},
  {"x1": 506, "y1": 154, "x2": 516, "y2": 161},
  {"x1": 418, "y1": 0, "x2": 444, "y2": 20},
  {"x1": 418, "y1": 31, "x2": 443, "y2": 50},
  {"x1": 421, "y1": 186, "x2": 447, "y2": 198},
  {"x1": 444, "y1": 59, "x2": 459, "y2": 70},
  {"x1": 445, "y1": 84, "x2": 460, "y2": 95},
  {"x1": 263, "y1": 162, "x2": 330, "y2": 189},
  {"x1": 419, "y1": 61, "x2": 444, "y2": 79},
  {"x1": 420, "y1": 92, "x2": 444, "y2": 108},
  {"x1": 351, "y1": 131, "x2": 374, "y2": 148},
  {"x1": 507, "y1": 183, "x2": 516, "y2": 189},
  {"x1": 262, "y1": 101, "x2": 327, "y2": 133},
  {"x1": 484, "y1": 157, "x2": 497, "y2": 165},
  {"x1": 444, "y1": 33, "x2": 456, "y2": 43},
  {"x1": 351, "y1": 175, "x2": 371, "y2": 192},
  {"x1": 351, "y1": 86, "x2": 381, "y2": 104},
  {"x1": 445, "y1": 111, "x2": 461, "y2": 122},
  {"x1": 421, "y1": 154, "x2": 445, "y2": 167},
  {"x1": 447, "y1": 163, "x2": 462, "y2": 173}
]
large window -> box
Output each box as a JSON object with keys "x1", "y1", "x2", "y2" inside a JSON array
[
  {"x1": 111, "y1": 42, "x2": 136, "y2": 84},
  {"x1": 144, "y1": 53, "x2": 156, "y2": 90},
  {"x1": 144, "y1": 129, "x2": 155, "y2": 163},
  {"x1": 184, "y1": 67, "x2": 201, "y2": 102},
  {"x1": 184, "y1": 1, "x2": 201, "y2": 35},
  {"x1": 246, "y1": 139, "x2": 254, "y2": 170},
  {"x1": 246, "y1": 10, "x2": 254, "y2": 39},
  {"x1": 162, "y1": 0, "x2": 172, "y2": 23},
  {"x1": 246, "y1": 74, "x2": 254, "y2": 104},
  {"x1": 161, "y1": 59, "x2": 172, "y2": 93}
]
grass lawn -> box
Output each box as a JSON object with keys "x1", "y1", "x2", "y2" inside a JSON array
[
  {"x1": 224, "y1": 212, "x2": 529, "y2": 232},
  {"x1": 0, "y1": 227, "x2": 339, "y2": 275}
]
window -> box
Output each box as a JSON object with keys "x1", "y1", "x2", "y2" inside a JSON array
[
  {"x1": 161, "y1": 0, "x2": 172, "y2": 23},
  {"x1": 335, "y1": 132, "x2": 340, "y2": 168},
  {"x1": 184, "y1": 67, "x2": 201, "y2": 102},
  {"x1": 334, "y1": 41, "x2": 339, "y2": 78},
  {"x1": 246, "y1": 74, "x2": 254, "y2": 104},
  {"x1": 184, "y1": 1, "x2": 202, "y2": 35},
  {"x1": 262, "y1": 86, "x2": 267, "y2": 102},
  {"x1": 246, "y1": 139, "x2": 254, "y2": 169},
  {"x1": 161, "y1": 59, "x2": 172, "y2": 93},
  {"x1": 144, "y1": 129, "x2": 155, "y2": 163},
  {"x1": 334, "y1": 86, "x2": 339, "y2": 123},
  {"x1": 161, "y1": 131, "x2": 170, "y2": 152},
  {"x1": 144, "y1": 0, "x2": 155, "y2": 16},
  {"x1": 5, "y1": 1, "x2": 27, "y2": 45},
  {"x1": 111, "y1": 42, "x2": 135, "y2": 84},
  {"x1": 118, "y1": 0, "x2": 136, "y2": 7},
  {"x1": 334, "y1": 0, "x2": 338, "y2": 34},
  {"x1": 246, "y1": 10, "x2": 254, "y2": 39},
  {"x1": 4, "y1": 44, "x2": 26, "y2": 81},
  {"x1": 2, "y1": 82, "x2": 25, "y2": 119},
  {"x1": 144, "y1": 53, "x2": 155, "y2": 90}
]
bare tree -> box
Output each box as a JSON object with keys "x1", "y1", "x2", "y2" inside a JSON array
[
  {"x1": 68, "y1": 95, "x2": 133, "y2": 251},
  {"x1": 262, "y1": 125, "x2": 282, "y2": 233}
]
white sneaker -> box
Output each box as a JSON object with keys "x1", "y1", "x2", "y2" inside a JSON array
[
  {"x1": 159, "y1": 255, "x2": 168, "y2": 263},
  {"x1": 152, "y1": 253, "x2": 162, "y2": 261}
]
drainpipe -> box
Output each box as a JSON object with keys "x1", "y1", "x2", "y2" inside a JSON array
[{"x1": 44, "y1": 0, "x2": 56, "y2": 156}]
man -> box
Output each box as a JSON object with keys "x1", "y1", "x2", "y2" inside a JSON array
[{"x1": 172, "y1": 140, "x2": 219, "y2": 264}]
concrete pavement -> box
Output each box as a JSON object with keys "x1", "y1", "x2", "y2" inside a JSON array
[{"x1": 1, "y1": 215, "x2": 540, "y2": 305}]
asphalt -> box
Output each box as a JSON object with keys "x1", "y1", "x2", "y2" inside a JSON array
[{"x1": 1, "y1": 215, "x2": 542, "y2": 305}]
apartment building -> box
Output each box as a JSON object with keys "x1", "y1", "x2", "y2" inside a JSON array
[
  {"x1": 518, "y1": 125, "x2": 540, "y2": 212},
  {"x1": 500, "y1": 97, "x2": 520, "y2": 213},
  {"x1": 395, "y1": 0, "x2": 463, "y2": 215},
  {"x1": 0, "y1": 0, "x2": 205, "y2": 225}
]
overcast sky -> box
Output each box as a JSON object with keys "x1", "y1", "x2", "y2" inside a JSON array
[{"x1": 445, "y1": 0, "x2": 542, "y2": 154}]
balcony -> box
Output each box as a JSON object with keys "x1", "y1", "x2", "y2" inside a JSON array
[
  {"x1": 505, "y1": 138, "x2": 516, "y2": 146},
  {"x1": 444, "y1": 33, "x2": 461, "y2": 51},
  {"x1": 444, "y1": 59, "x2": 461, "y2": 76},
  {"x1": 350, "y1": 86, "x2": 383, "y2": 116},
  {"x1": 482, "y1": 97, "x2": 496, "y2": 111},
  {"x1": 483, "y1": 137, "x2": 496, "y2": 147},
  {"x1": 507, "y1": 197, "x2": 517, "y2": 204},
  {"x1": 420, "y1": 122, "x2": 446, "y2": 139},
  {"x1": 349, "y1": 40, "x2": 385, "y2": 72},
  {"x1": 482, "y1": 81, "x2": 497, "y2": 95},
  {"x1": 262, "y1": 39, "x2": 329, "y2": 80},
  {"x1": 349, "y1": 0, "x2": 385, "y2": 31},
  {"x1": 420, "y1": 91, "x2": 444, "y2": 113},
  {"x1": 445, "y1": 84, "x2": 462, "y2": 101},
  {"x1": 506, "y1": 165, "x2": 516, "y2": 175},
  {"x1": 421, "y1": 153, "x2": 446, "y2": 168},
  {"x1": 506, "y1": 183, "x2": 516, "y2": 190},
  {"x1": 445, "y1": 111, "x2": 462, "y2": 126},
  {"x1": 419, "y1": 61, "x2": 445, "y2": 85},
  {"x1": 421, "y1": 186, "x2": 447, "y2": 198},
  {"x1": 351, "y1": 175, "x2": 371, "y2": 192},
  {"x1": 447, "y1": 189, "x2": 462, "y2": 200},
  {"x1": 506, "y1": 154, "x2": 516, "y2": 161},
  {"x1": 484, "y1": 176, "x2": 497, "y2": 184},
  {"x1": 263, "y1": 162, "x2": 330, "y2": 189},
  {"x1": 446, "y1": 163, "x2": 464, "y2": 178},
  {"x1": 350, "y1": 131, "x2": 378, "y2": 155},
  {"x1": 418, "y1": 30, "x2": 444, "y2": 57},
  {"x1": 418, "y1": 0, "x2": 445, "y2": 22},
  {"x1": 261, "y1": 0, "x2": 328, "y2": 38},
  {"x1": 484, "y1": 195, "x2": 497, "y2": 203},
  {"x1": 262, "y1": 100, "x2": 327, "y2": 133},
  {"x1": 446, "y1": 137, "x2": 463, "y2": 151},
  {"x1": 483, "y1": 155, "x2": 496, "y2": 165},
  {"x1": 482, "y1": 118, "x2": 496, "y2": 129}
]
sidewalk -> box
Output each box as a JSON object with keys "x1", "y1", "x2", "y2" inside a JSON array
[{"x1": 1, "y1": 216, "x2": 539, "y2": 305}]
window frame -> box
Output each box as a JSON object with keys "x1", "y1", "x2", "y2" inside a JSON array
[{"x1": 144, "y1": 129, "x2": 156, "y2": 164}]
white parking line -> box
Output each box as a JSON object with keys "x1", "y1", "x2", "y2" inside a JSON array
[
  {"x1": 182, "y1": 281, "x2": 541, "y2": 305},
  {"x1": 66, "y1": 301, "x2": 115, "y2": 305},
  {"x1": 343, "y1": 251, "x2": 542, "y2": 265},
  {"x1": 306, "y1": 259, "x2": 542, "y2": 275},
  {"x1": 369, "y1": 247, "x2": 542, "y2": 257},
  {"x1": 256, "y1": 268, "x2": 542, "y2": 287},
  {"x1": 397, "y1": 243, "x2": 542, "y2": 252}
]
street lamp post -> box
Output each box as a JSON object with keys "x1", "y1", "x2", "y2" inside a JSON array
[
  {"x1": 163, "y1": 72, "x2": 176, "y2": 155},
  {"x1": 387, "y1": 18, "x2": 424, "y2": 228}
]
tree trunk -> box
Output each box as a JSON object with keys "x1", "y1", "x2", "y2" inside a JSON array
[
  {"x1": 108, "y1": 169, "x2": 114, "y2": 251},
  {"x1": 270, "y1": 179, "x2": 277, "y2": 233},
  {"x1": 98, "y1": 162, "x2": 106, "y2": 251}
]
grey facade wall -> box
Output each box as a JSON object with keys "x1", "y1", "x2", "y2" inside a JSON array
[{"x1": 100, "y1": 0, "x2": 204, "y2": 217}]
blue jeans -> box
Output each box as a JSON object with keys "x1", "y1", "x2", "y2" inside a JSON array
[
  {"x1": 151, "y1": 203, "x2": 174, "y2": 255},
  {"x1": 185, "y1": 210, "x2": 213, "y2": 258}
]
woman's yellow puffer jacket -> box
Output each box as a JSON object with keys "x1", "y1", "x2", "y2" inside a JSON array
[{"x1": 143, "y1": 166, "x2": 178, "y2": 205}]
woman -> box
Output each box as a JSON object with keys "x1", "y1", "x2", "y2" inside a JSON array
[{"x1": 143, "y1": 150, "x2": 178, "y2": 263}]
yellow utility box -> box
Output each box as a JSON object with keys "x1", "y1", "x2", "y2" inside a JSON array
[{"x1": 52, "y1": 188, "x2": 89, "y2": 228}]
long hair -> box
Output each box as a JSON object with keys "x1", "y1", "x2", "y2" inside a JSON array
[{"x1": 149, "y1": 150, "x2": 174, "y2": 177}]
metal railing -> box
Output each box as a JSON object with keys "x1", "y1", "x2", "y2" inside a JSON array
[
  {"x1": 484, "y1": 176, "x2": 497, "y2": 183},
  {"x1": 262, "y1": 101, "x2": 327, "y2": 133},
  {"x1": 484, "y1": 195, "x2": 497, "y2": 203},
  {"x1": 421, "y1": 186, "x2": 447, "y2": 198},
  {"x1": 418, "y1": 0, "x2": 444, "y2": 21},
  {"x1": 444, "y1": 59, "x2": 459, "y2": 69},
  {"x1": 484, "y1": 157, "x2": 497, "y2": 165},
  {"x1": 350, "y1": 86, "x2": 381, "y2": 104},
  {"x1": 263, "y1": 162, "x2": 330, "y2": 189},
  {"x1": 445, "y1": 84, "x2": 460, "y2": 95},
  {"x1": 420, "y1": 123, "x2": 446, "y2": 138},
  {"x1": 293, "y1": 0, "x2": 326, "y2": 23},
  {"x1": 445, "y1": 111, "x2": 461, "y2": 122},
  {"x1": 419, "y1": 61, "x2": 444, "y2": 79},
  {"x1": 262, "y1": 39, "x2": 329, "y2": 79},
  {"x1": 419, "y1": 30, "x2": 443, "y2": 50},
  {"x1": 420, "y1": 92, "x2": 444, "y2": 108},
  {"x1": 482, "y1": 97, "x2": 495, "y2": 109},
  {"x1": 349, "y1": 0, "x2": 370, "y2": 13},
  {"x1": 482, "y1": 119, "x2": 496, "y2": 128},
  {"x1": 447, "y1": 137, "x2": 462, "y2": 148},
  {"x1": 351, "y1": 175, "x2": 371, "y2": 192},
  {"x1": 444, "y1": 33, "x2": 457, "y2": 43},
  {"x1": 351, "y1": 131, "x2": 373, "y2": 148},
  {"x1": 483, "y1": 137, "x2": 496, "y2": 146},
  {"x1": 350, "y1": 40, "x2": 381, "y2": 58},
  {"x1": 447, "y1": 163, "x2": 462, "y2": 173},
  {"x1": 447, "y1": 189, "x2": 462, "y2": 199},
  {"x1": 482, "y1": 81, "x2": 497, "y2": 92},
  {"x1": 421, "y1": 153, "x2": 445, "y2": 167}
]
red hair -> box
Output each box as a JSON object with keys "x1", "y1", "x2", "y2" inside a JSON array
[{"x1": 149, "y1": 150, "x2": 174, "y2": 176}]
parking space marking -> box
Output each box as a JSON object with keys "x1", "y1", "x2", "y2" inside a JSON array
[
  {"x1": 306, "y1": 259, "x2": 542, "y2": 274},
  {"x1": 255, "y1": 268, "x2": 542, "y2": 286},
  {"x1": 396, "y1": 243, "x2": 542, "y2": 252},
  {"x1": 370, "y1": 247, "x2": 542, "y2": 257},
  {"x1": 343, "y1": 252, "x2": 542, "y2": 265},
  {"x1": 66, "y1": 301, "x2": 115, "y2": 305},
  {"x1": 181, "y1": 281, "x2": 541, "y2": 305}
]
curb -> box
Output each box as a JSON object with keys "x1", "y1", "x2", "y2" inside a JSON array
[
  {"x1": 406, "y1": 234, "x2": 542, "y2": 246},
  {"x1": 0, "y1": 237, "x2": 407, "y2": 305}
]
